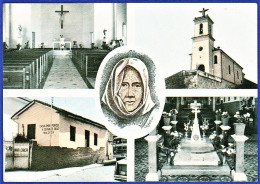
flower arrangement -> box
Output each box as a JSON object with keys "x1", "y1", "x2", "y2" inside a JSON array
[
  {"x1": 216, "y1": 109, "x2": 222, "y2": 115},
  {"x1": 184, "y1": 121, "x2": 192, "y2": 132},
  {"x1": 234, "y1": 111, "x2": 251, "y2": 123},
  {"x1": 209, "y1": 131, "x2": 217, "y2": 140},
  {"x1": 162, "y1": 111, "x2": 171, "y2": 118},
  {"x1": 219, "y1": 143, "x2": 236, "y2": 165},
  {"x1": 209, "y1": 131, "x2": 222, "y2": 149},
  {"x1": 200, "y1": 119, "x2": 209, "y2": 131},
  {"x1": 170, "y1": 109, "x2": 178, "y2": 115},
  {"x1": 221, "y1": 112, "x2": 229, "y2": 118}
]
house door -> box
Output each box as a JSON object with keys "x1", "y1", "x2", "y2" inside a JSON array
[
  {"x1": 27, "y1": 124, "x2": 36, "y2": 139},
  {"x1": 85, "y1": 130, "x2": 90, "y2": 147}
]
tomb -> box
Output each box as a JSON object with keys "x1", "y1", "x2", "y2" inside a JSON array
[{"x1": 161, "y1": 100, "x2": 231, "y2": 176}]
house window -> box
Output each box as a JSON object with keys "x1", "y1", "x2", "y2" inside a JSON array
[
  {"x1": 94, "y1": 133, "x2": 98, "y2": 146},
  {"x1": 228, "y1": 97, "x2": 230, "y2": 101},
  {"x1": 199, "y1": 23, "x2": 203, "y2": 34},
  {"x1": 214, "y1": 55, "x2": 217, "y2": 64},
  {"x1": 237, "y1": 71, "x2": 239, "y2": 79},
  {"x1": 70, "y1": 126, "x2": 76, "y2": 142},
  {"x1": 27, "y1": 124, "x2": 36, "y2": 139},
  {"x1": 228, "y1": 65, "x2": 231, "y2": 74},
  {"x1": 199, "y1": 46, "x2": 203, "y2": 51}
]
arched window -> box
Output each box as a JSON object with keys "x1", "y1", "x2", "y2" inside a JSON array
[
  {"x1": 214, "y1": 55, "x2": 218, "y2": 64},
  {"x1": 228, "y1": 65, "x2": 231, "y2": 74},
  {"x1": 199, "y1": 23, "x2": 203, "y2": 34},
  {"x1": 198, "y1": 64, "x2": 205, "y2": 72}
]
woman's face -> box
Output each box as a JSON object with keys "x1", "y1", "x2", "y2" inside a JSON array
[{"x1": 118, "y1": 66, "x2": 143, "y2": 112}]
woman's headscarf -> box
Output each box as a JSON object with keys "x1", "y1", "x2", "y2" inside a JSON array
[{"x1": 102, "y1": 58, "x2": 155, "y2": 118}]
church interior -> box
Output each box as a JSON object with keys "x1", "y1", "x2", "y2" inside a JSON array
[
  {"x1": 135, "y1": 97, "x2": 258, "y2": 182},
  {"x1": 3, "y1": 3, "x2": 127, "y2": 89}
]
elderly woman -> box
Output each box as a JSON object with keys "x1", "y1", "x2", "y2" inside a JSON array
[{"x1": 102, "y1": 58, "x2": 155, "y2": 119}]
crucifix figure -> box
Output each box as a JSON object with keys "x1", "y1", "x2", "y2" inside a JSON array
[
  {"x1": 199, "y1": 8, "x2": 209, "y2": 17},
  {"x1": 55, "y1": 5, "x2": 69, "y2": 29}
]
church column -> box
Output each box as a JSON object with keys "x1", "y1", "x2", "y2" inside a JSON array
[
  {"x1": 113, "y1": 3, "x2": 117, "y2": 40},
  {"x1": 231, "y1": 134, "x2": 248, "y2": 181},
  {"x1": 212, "y1": 97, "x2": 216, "y2": 111},
  {"x1": 181, "y1": 97, "x2": 184, "y2": 106},
  {"x1": 176, "y1": 97, "x2": 180, "y2": 111},
  {"x1": 145, "y1": 128, "x2": 161, "y2": 181},
  {"x1": 3, "y1": 4, "x2": 11, "y2": 46}
]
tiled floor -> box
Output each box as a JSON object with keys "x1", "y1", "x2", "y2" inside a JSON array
[{"x1": 43, "y1": 55, "x2": 88, "y2": 89}]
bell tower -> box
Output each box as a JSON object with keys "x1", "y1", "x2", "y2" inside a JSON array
[{"x1": 191, "y1": 8, "x2": 215, "y2": 75}]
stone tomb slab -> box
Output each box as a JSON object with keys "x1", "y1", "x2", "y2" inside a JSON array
[
  {"x1": 161, "y1": 139, "x2": 231, "y2": 176},
  {"x1": 174, "y1": 139, "x2": 220, "y2": 166}
]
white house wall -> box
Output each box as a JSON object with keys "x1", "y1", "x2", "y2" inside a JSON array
[
  {"x1": 59, "y1": 115, "x2": 109, "y2": 150},
  {"x1": 14, "y1": 103, "x2": 60, "y2": 147}
]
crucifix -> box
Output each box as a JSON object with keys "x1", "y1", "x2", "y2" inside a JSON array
[
  {"x1": 199, "y1": 8, "x2": 209, "y2": 17},
  {"x1": 191, "y1": 100, "x2": 201, "y2": 142},
  {"x1": 55, "y1": 5, "x2": 69, "y2": 29},
  {"x1": 192, "y1": 101, "x2": 200, "y2": 120}
]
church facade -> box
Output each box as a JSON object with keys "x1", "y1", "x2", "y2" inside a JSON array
[
  {"x1": 166, "y1": 9, "x2": 256, "y2": 89},
  {"x1": 11, "y1": 100, "x2": 113, "y2": 153}
]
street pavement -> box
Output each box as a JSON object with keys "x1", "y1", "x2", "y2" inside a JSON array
[{"x1": 4, "y1": 164, "x2": 118, "y2": 182}]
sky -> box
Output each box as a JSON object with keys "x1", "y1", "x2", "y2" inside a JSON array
[{"x1": 128, "y1": 3, "x2": 257, "y2": 83}]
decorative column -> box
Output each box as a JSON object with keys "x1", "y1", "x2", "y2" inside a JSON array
[
  {"x1": 214, "y1": 120, "x2": 222, "y2": 135},
  {"x1": 171, "y1": 120, "x2": 178, "y2": 132},
  {"x1": 231, "y1": 134, "x2": 248, "y2": 181},
  {"x1": 145, "y1": 134, "x2": 162, "y2": 181},
  {"x1": 220, "y1": 125, "x2": 230, "y2": 147}
]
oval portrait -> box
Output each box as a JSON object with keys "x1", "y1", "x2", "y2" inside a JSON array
[{"x1": 96, "y1": 46, "x2": 165, "y2": 139}]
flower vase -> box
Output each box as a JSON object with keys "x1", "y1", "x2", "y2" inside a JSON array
[
  {"x1": 216, "y1": 115, "x2": 221, "y2": 121},
  {"x1": 172, "y1": 115, "x2": 177, "y2": 121},
  {"x1": 234, "y1": 123, "x2": 246, "y2": 135},
  {"x1": 163, "y1": 117, "x2": 171, "y2": 126},
  {"x1": 222, "y1": 154, "x2": 227, "y2": 165},
  {"x1": 222, "y1": 117, "x2": 229, "y2": 126},
  {"x1": 185, "y1": 132, "x2": 188, "y2": 139},
  {"x1": 202, "y1": 131, "x2": 206, "y2": 139}
]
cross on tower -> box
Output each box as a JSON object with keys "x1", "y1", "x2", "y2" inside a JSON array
[
  {"x1": 55, "y1": 5, "x2": 69, "y2": 29},
  {"x1": 199, "y1": 8, "x2": 209, "y2": 17}
]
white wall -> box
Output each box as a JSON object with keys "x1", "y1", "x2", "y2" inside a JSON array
[
  {"x1": 31, "y1": 3, "x2": 94, "y2": 48},
  {"x1": 8, "y1": 3, "x2": 31, "y2": 48},
  {"x1": 5, "y1": 3, "x2": 126, "y2": 49},
  {"x1": 94, "y1": 3, "x2": 113, "y2": 47}
]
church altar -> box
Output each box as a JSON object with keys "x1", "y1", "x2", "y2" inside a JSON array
[{"x1": 53, "y1": 39, "x2": 71, "y2": 50}]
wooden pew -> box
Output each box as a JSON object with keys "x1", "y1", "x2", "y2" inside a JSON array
[
  {"x1": 3, "y1": 49, "x2": 53, "y2": 89},
  {"x1": 72, "y1": 49, "x2": 109, "y2": 88}
]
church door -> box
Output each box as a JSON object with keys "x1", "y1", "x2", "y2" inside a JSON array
[{"x1": 198, "y1": 65, "x2": 205, "y2": 72}]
